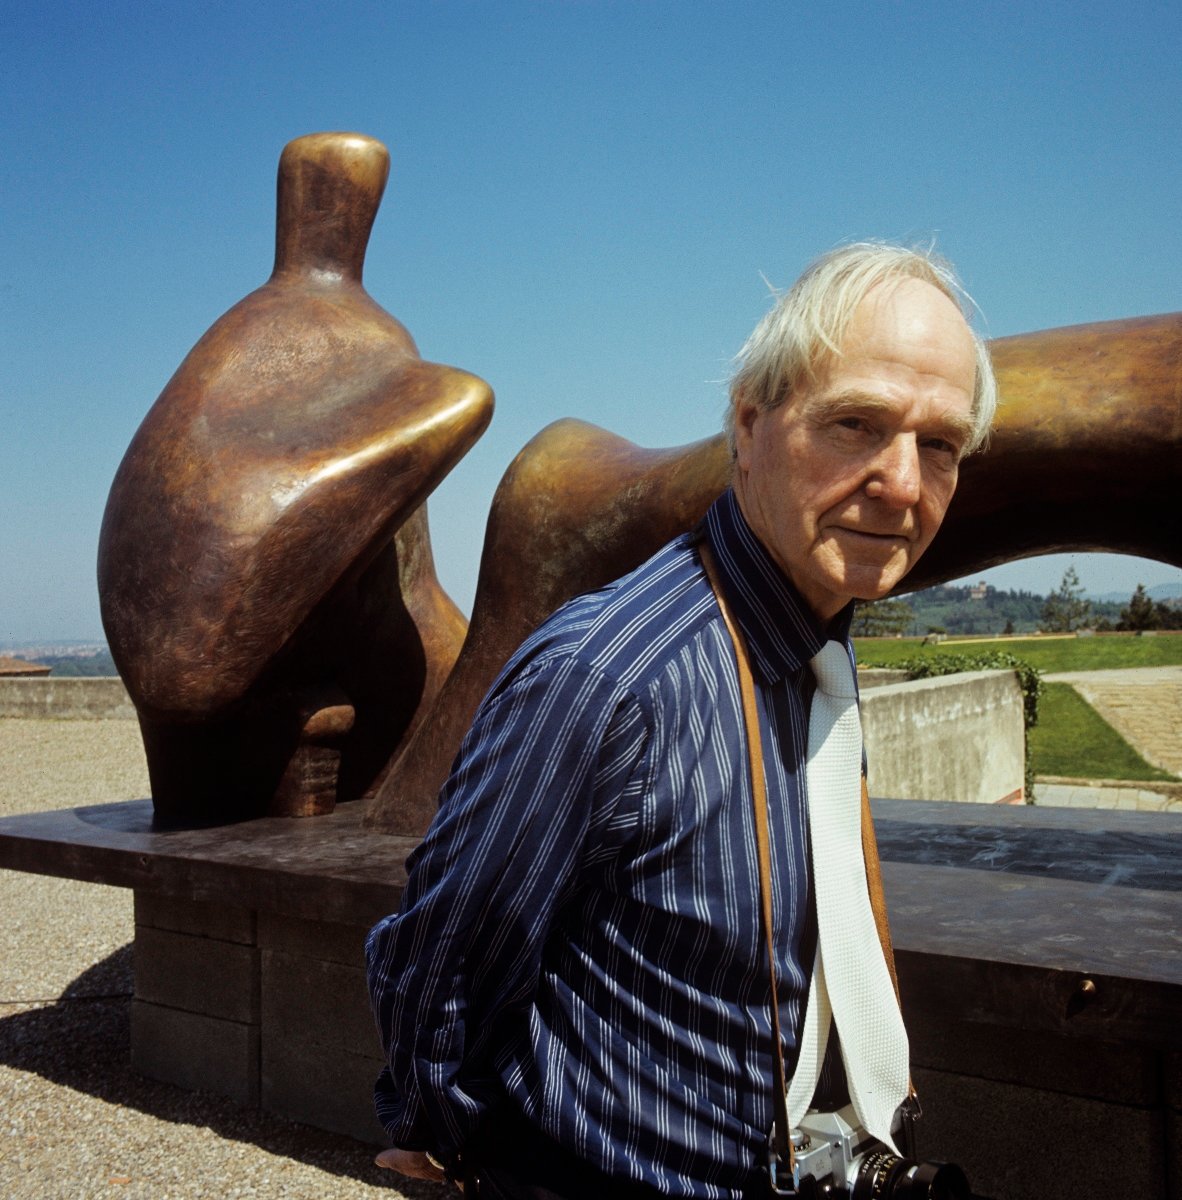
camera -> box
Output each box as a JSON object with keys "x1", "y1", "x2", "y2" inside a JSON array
[{"x1": 781, "y1": 1105, "x2": 971, "y2": 1199}]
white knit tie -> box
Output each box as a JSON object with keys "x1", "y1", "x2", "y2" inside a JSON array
[{"x1": 785, "y1": 640, "x2": 909, "y2": 1151}]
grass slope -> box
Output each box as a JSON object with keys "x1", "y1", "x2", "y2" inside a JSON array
[
  {"x1": 1027, "y1": 682, "x2": 1177, "y2": 782},
  {"x1": 855, "y1": 632, "x2": 1182, "y2": 673},
  {"x1": 856, "y1": 632, "x2": 1181, "y2": 786}
]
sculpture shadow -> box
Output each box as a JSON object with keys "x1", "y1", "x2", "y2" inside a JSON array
[{"x1": 0, "y1": 946, "x2": 447, "y2": 1197}]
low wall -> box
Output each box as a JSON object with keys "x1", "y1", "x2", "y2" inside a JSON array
[
  {"x1": 0, "y1": 671, "x2": 1026, "y2": 805},
  {"x1": 0, "y1": 676, "x2": 136, "y2": 720},
  {"x1": 861, "y1": 669, "x2": 1026, "y2": 805}
]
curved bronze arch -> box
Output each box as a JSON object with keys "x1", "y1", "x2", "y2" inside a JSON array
[{"x1": 364, "y1": 310, "x2": 1182, "y2": 835}]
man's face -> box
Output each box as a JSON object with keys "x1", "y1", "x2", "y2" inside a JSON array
[{"x1": 733, "y1": 277, "x2": 978, "y2": 622}]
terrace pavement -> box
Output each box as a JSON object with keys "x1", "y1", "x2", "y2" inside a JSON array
[{"x1": 0, "y1": 717, "x2": 446, "y2": 1200}]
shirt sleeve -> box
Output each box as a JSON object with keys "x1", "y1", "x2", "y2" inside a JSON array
[{"x1": 365, "y1": 650, "x2": 646, "y2": 1155}]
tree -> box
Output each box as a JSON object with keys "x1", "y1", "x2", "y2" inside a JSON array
[
  {"x1": 851, "y1": 598, "x2": 914, "y2": 637},
  {"x1": 1118, "y1": 584, "x2": 1158, "y2": 631},
  {"x1": 1041, "y1": 566, "x2": 1091, "y2": 632},
  {"x1": 1155, "y1": 601, "x2": 1182, "y2": 631}
]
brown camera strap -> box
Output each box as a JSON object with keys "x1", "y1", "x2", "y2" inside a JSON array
[{"x1": 699, "y1": 541, "x2": 907, "y2": 1178}]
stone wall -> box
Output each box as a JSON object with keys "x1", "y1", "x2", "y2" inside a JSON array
[
  {"x1": 0, "y1": 677, "x2": 136, "y2": 720},
  {"x1": 861, "y1": 669, "x2": 1026, "y2": 805},
  {"x1": 0, "y1": 671, "x2": 1027, "y2": 805}
]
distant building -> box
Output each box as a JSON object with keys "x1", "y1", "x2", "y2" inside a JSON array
[
  {"x1": 969, "y1": 581, "x2": 988, "y2": 602},
  {"x1": 0, "y1": 655, "x2": 51, "y2": 677}
]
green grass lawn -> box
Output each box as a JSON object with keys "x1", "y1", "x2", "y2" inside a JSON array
[
  {"x1": 1027, "y1": 682, "x2": 1177, "y2": 782},
  {"x1": 855, "y1": 632, "x2": 1181, "y2": 786},
  {"x1": 855, "y1": 632, "x2": 1182, "y2": 673}
]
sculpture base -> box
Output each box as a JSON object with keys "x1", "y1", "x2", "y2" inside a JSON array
[
  {"x1": 130, "y1": 890, "x2": 386, "y2": 1142},
  {"x1": 0, "y1": 800, "x2": 1178, "y2": 1194}
]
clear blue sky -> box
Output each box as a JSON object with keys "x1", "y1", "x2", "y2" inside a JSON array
[{"x1": 3, "y1": 1, "x2": 1180, "y2": 644}]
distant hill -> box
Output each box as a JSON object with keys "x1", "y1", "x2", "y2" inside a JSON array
[
  {"x1": 1090, "y1": 582, "x2": 1182, "y2": 604},
  {"x1": 882, "y1": 575, "x2": 1182, "y2": 637},
  {"x1": 9, "y1": 578, "x2": 1182, "y2": 661},
  {"x1": 36, "y1": 649, "x2": 120, "y2": 676},
  {"x1": 890, "y1": 582, "x2": 1131, "y2": 637},
  {"x1": 2, "y1": 645, "x2": 119, "y2": 677}
]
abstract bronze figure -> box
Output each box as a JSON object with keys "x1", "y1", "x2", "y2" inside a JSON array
[
  {"x1": 920, "y1": 312, "x2": 1182, "y2": 579},
  {"x1": 99, "y1": 132, "x2": 493, "y2": 824},
  {"x1": 365, "y1": 310, "x2": 1181, "y2": 835},
  {"x1": 97, "y1": 130, "x2": 1178, "y2": 832}
]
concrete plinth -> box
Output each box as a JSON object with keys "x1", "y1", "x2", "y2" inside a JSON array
[
  {"x1": 122, "y1": 889, "x2": 389, "y2": 1141},
  {"x1": 0, "y1": 799, "x2": 1179, "y2": 1198},
  {"x1": 861, "y1": 669, "x2": 1026, "y2": 805}
]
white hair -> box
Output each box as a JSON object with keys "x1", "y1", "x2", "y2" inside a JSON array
[{"x1": 727, "y1": 241, "x2": 997, "y2": 455}]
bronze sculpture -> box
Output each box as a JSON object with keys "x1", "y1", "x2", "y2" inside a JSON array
[
  {"x1": 364, "y1": 311, "x2": 1182, "y2": 834},
  {"x1": 98, "y1": 132, "x2": 493, "y2": 824},
  {"x1": 96, "y1": 132, "x2": 1180, "y2": 832}
]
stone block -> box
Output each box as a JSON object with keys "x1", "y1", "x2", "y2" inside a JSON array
[
  {"x1": 1167, "y1": 1107, "x2": 1181, "y2": 1200},
  {"x1": 261, "y1": 1037, "x2": 387, "y2": 1145},
  {"x1": 911, "y1": 1066, "x2": 1167, "y2": 1200},
  {"x1": 909, "y1": 1015, "x2": 1161, "y2": 1105},
  {"x1": 261, "y1": 948, "x2": 377, "y2": 1057},
  {"x1": 131, "y1": 999, "x2": 259, "y2": 1106},
  {"x1": 862, "y1": 669, "x2": 1025, "y2": 805},
  {"x1": 257, "y1": 909, "x2": 369, "y2": 966},
  {"x1": 135, "y1": 889, "x2": 256, "y2": 944},
  {"x1": 134, "y1": 924, "x2": 259, "y2": 1022},
  {"x1": 1165, "y1": 1050, "x2": 1182, "y2": 1109}
]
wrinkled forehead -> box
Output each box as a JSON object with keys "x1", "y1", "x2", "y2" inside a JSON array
[{"x1": 809, "y1": 278, "x2": 977, "y2": 390}]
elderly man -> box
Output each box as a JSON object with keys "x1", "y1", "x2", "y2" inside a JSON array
[{"x1": 366, "y1": 242, "x2": 996, "y2": 1199}]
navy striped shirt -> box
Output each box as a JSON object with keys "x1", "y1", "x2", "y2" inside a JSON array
[{"x1": 366, "y1": 488, "x2": 854, "y2": 1198}]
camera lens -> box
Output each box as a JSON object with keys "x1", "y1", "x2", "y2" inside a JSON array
[
  {"x1": 851, "y1": 1151, "x2": 971, "y2": 1200},
  {"x1": 902, "y1": 1161, "x2": 971, "y2": 1200}
]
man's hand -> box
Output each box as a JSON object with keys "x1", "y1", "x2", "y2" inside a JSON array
[{"x1": 374, "y1": 1147, "x2": 449, "y2": 1183}]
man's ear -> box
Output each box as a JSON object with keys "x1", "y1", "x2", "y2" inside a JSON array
[{"x1": 732, "y1": 390, "x2": 760, "y2": 471}]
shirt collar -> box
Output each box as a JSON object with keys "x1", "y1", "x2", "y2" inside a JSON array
[{"x1": 703, "y1": 489, "x2": 854, "y2": 684}]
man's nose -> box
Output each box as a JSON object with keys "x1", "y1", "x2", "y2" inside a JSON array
[{"x1": 865, "y1": 435, "x2": 921, "y2": 507}]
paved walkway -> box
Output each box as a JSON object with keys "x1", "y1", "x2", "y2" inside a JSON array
[
  {"x1": 1033, "y1": 779, "x2": 1182, "y2": 813},
  {"x1": 1036, "y1": 666, "x2": 1182, "y2": 812}
]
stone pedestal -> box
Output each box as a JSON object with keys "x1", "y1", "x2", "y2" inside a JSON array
[
  {"x1": 128, "y1": 893, "x2": 387, "y2": 1141},
  {"x1": 132, "y1": 894, "x2": 261, "y2": 1107},
  {"x1": 0, "y1": 799, "x2": 1179, "y2": 1197}
]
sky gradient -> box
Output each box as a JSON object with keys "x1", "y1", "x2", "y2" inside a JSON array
[{"x1": 3, "y1": 1, "x2": 1180, "y2": 643}]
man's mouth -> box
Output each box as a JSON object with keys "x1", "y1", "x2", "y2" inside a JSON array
[{"x1": 832, "y1": 526, "x2": 914, "y2": 544}]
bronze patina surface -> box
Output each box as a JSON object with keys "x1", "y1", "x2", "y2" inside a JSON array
[
  {"x1": 921, "y1": 312, "x2": 1182, "y2": 581},
  {"x1": 98, "y1": 133, "x2": 493, "y2": 824},
  {"x1": 365, "y1": 421, "x2": 729, "y2": 834},
  {"x1": 366, "y1": 311, "x2": 1181, "y2": 835}
]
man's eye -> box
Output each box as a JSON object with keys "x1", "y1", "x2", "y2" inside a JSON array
[
  {"x1": 922, "y1": 437, "x2": 960, "y2": 458},
  {"x1": 837, "y1": 417, "x2": 869, "y2": 432}
]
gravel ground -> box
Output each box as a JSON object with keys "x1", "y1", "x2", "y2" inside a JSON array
[{"x1": 0, "y1": 718, "x2": 451, "y2": 1200}]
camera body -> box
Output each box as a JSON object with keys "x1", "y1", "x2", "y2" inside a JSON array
[
  {"x1": 790, "y1": 1105, "x2": 878, "y2": 1195},
  {"x1": 786, "y1": 1105, "x2": 970, "y2": 1199}
]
